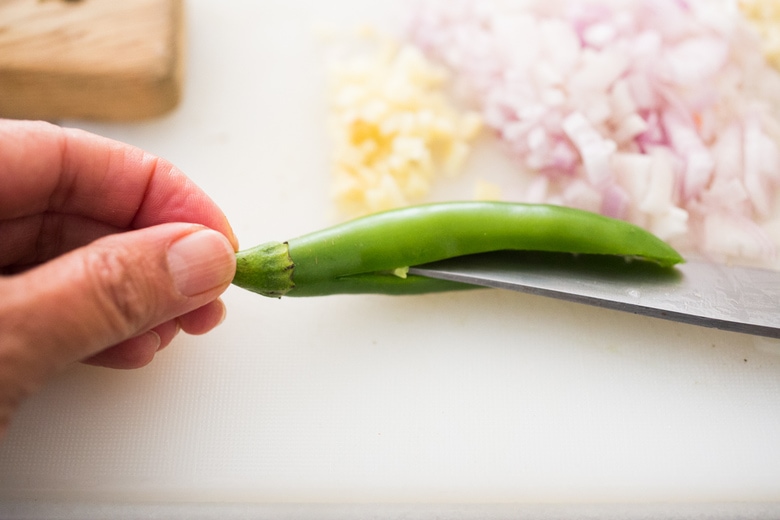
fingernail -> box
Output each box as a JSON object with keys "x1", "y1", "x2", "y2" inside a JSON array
[{"x1": 168, "y1": 229, "x2": 236, "y2": 297}]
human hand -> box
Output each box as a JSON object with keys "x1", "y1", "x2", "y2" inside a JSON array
[{"x1": 0, "y1": 120, "x2": 238, "y2": 436}]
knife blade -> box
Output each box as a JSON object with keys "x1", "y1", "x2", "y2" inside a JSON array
[{"x1": 407, "y1": 251, "x2": 780, "y2": 339}]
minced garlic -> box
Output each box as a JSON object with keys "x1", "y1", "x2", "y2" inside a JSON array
[
  {"x1": 739, "y1": 0, "x2": 780, "y2": 70},
  {"x1": 326, "y1": 29, "x2": 481, "y2": 217},
  {"x1": 474, "y1": 179, "x2": 503, "y2": 201}
]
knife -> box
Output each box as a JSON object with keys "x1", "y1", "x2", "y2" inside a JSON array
[{"x1": 408, "y1": 251, "x2": 780, "y2": 339}]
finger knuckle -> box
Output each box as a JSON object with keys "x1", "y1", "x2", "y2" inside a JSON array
[{"x1": 82, "y1": 245, "x2": 159, "y2": 335}]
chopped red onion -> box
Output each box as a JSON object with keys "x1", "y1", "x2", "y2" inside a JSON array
[{"x1": 407, "y1": 0, "x2": 780, "y2": 266}]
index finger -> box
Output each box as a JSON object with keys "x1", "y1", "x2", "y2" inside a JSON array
[{"x1": 0, "y1": 119, "x2": 238, "y2": 249}]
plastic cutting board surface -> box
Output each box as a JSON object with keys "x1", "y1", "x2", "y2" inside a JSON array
[{"x1": 2, "y1": 1, "x2": 780, "y2": 516}]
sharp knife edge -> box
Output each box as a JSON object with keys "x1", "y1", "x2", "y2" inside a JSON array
[{"x1": 408, "y1": 256, "x2": 780, "y2": 339}]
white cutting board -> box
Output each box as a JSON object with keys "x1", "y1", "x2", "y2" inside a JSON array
[{"x1": 2, "y1": 1, "x2": 780, "y2": 517}]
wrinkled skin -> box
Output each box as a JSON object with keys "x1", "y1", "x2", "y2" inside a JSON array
[{"x1": 0, "y1": 120, "x2": 238, "y2": 439}]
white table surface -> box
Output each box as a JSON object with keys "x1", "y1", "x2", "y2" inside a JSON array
[{"x1": 2, "y1": 1, "x2": 780, "y2": 518}]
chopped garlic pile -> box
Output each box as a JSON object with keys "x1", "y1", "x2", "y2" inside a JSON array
[
  {"x1": 740, "y1": 0, "x2": 780, "y2": 70},
  {"x1": 326, "y1": 30, "x2": 481, "y2": 217}
]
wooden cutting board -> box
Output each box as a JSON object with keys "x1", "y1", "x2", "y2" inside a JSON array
[{"x1": 0, "y1": 0, "x2": 185, "y2": 121}]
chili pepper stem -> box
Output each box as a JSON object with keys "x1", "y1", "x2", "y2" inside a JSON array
[{"x1": 233, "y1": 241, "x2": 294, "y2": 298}]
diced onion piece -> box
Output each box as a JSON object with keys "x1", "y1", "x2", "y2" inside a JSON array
[{"x1": 562, "y1": 111, "x2": 615, "y2": 187}]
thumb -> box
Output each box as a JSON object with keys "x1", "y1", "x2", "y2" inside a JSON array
[{"x1": 0, "y1": 223, "x2": 236, "y2": 412}]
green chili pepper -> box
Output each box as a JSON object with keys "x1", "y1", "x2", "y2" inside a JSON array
[{"x1": 232, "y1": 201, "x2": 684, "y2": 298}]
